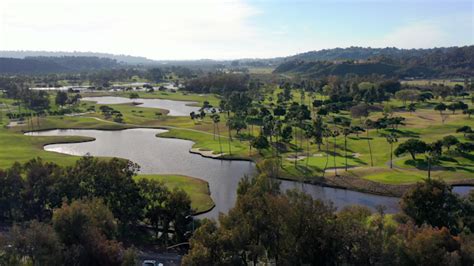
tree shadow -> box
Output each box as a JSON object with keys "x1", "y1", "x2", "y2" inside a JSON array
[
  {"x1": 388, "y1": 129, "x2": 420, "y2": 138},
  {"x1": 459, "y1": 152, "x2": 474, "y2": 162},
  {"x1": 439, "y1": 156, "x2": 458, "y2": 163}
]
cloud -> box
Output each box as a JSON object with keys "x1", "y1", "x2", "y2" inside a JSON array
[
  {"x1": 373, "y1": 22, "x2": 445, "y2": 48},
  {"x1": 366, "y1": 14, "x2": 473, "y2": 48},
  {"x1": 0, "y1": 0, "x2": 261, "y2": 59}
]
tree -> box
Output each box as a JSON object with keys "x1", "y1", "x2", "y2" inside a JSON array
[
  {"x1": 458, "y1": 101, "x2": 469, "y2": 113},
  {"x1": 401, "y1": 179, "x2": 463, "y2": 233},
  {"x1": 342, "y1": 126, "x2": 352, "y2": 171},
  {"x1": 350, "y1": 103, "x2": 369, "y2": 121},
  {"x1": 21, "y1": 158, "x2": 59, "y2": 221},
  {"x1": 251, "y1": 134, "x2": 270, "y2": 154},
  {"x1": 456, "y1": 142, "x2": 474, "y2": 154},
  {"x1": 408, "y1": 103, "x2": 416, "y2": 113},
  {"x1": 138, "y1": 178, "x2": 169, "y2": 240},
  {"x1": 273, "y1": 105, "x2": 286, "y2": 117},
  {"x1": 211, "y1": 114, "x2": 223, "y2": 154},
  {"x1": 442, "y1": 135, "x2": 459, "y2": 151},
  {"x1": 456, "y1": 126, "x2": 472, "y2": 136},
  {"x1": 365, "y1": 118, "x2": 374, "y2": 167},
  {"x1": 394, "y1": 139, "x2": 427, "y2": 160},
  {"x1": 385, "y1": 133, "x2": 398, "y2": 169},
  {"x1": 148, "y1": 68, "x2": 164, "y2": 83},
  {"x1": 55, "y1": 91, "x2": 68, "y2": 107},
  {"x1": 434, "y1": 103, "x2": 447, "y2": 123},
  {"x1": 228, "y1": 115, "x2": 247, "y2": 138},
  {"x1": 447, "y1": 103, "x2": 458, "y2": 114},
  {"x1": 402, "y1": 226, "x2": 462, "y2": 266},
  {"x1": 52, "y1": 199, "x2": 125, "y2": 266},
  {"x1": 63, "y1": 157, "x2": 144, "y2": 226},
  {"x1": 166, "y1": 188, "x2": 193, "y2": 244},
  {"x1": 0, "y1": 164, "x2": 23, "y2": 222},
  {"x1": 129, "y1": 92, "x2": 139, "y2": 99},
  {"x1": 313, "y1": 115, "x2": 324, "y2": 150},
  {"x1": 182, "y1": 219, "x2": 226, "y2": 265},
  {"x1": 395, "y1": 89, "x2": 420, "y2": 106},
  {"x1": 465, "y1": 108, "x2": 474, "y2": 118},
  {"x1": 8, "y1": 221, "x2": 64, "y2": 265},
  {"x1": 425, "y1": 140, "x2": 442, "y2": 179},
  {"x1": 280, "y1": 125, "x2": 293, "y2": 143},
  {"x1": 331, "y1": 128, "x2": 340, "y2": 176}
]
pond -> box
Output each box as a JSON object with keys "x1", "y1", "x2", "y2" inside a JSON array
[
  {"x1": 81, "y1": 96, "x2": 200, "y2": 116},
  {"x1": 27, "y1": 128, "x2": 402, "y2": 219}
]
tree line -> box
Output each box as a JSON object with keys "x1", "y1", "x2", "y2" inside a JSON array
[
  {"x1": 0, "y1": 157, "x2": 195, "y2": 265},
  {"x1": 183, "y1": 159, "x2": 474, "y2": 265}
]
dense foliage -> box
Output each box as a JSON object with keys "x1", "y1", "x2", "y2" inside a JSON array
[
  {"x1": 274, "y1": 46, "x2": 474, "y2": 78},
  {"x1": 0, "y1": 56, "x2": 120, "y2": 74},
  {"x1": 0, "y1": 157, "x2": 195, "y2": 265},
  {"x1": 183, "y1": 164, "x2": 474, "y2": 265}
]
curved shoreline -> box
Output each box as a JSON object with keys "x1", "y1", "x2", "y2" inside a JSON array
[{"x1": 24, "y1": 127, "x2": 473, "y2": 207}]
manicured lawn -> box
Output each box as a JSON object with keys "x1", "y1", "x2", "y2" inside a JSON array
[
  {"x1": 82, "y1": 90, "x2": 221, "y2": 106},
  {"x1": 135, "y1": 174, "x2": 215, "y2": 213},
  {"x1": 0, "y1": 127, "x2": 93, "y2": 169},
  {"x1": 2, "y1": 91, "x2": 473, "y2": 190},
  {"x1": 363, "y1": 170, "x2": 425, "y2": 184}
]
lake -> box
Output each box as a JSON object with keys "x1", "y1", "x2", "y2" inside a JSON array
[
  {"x1": 27, "y1": 128, "x2": 416, "y2": 219},
  {"x1": 81, "y1": 96, "x2": 200, "y2": 116}
]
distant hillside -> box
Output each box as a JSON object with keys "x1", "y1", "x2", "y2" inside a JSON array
[
  {"x1": 274, "y1": 46, "x2": 474, "y2": 78},
  {"x1": 0, "y1": 50, "x2": 156, "y2": 65},
  {"x1": 0, "y1": 56, "x2": 120, "y2": 74},
  {"x1": 284, "y1": 46, "x2": 464, "y2": 62}
]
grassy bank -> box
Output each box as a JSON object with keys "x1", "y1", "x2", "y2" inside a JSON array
[{"x1": 135, "y1": 174, "x2": 215, "y2": 214}]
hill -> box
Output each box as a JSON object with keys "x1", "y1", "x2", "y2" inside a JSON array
[
  {"x1": 0, "y1": 56, "x2": 120, "y2": 74},
  {"x1": 274, "y1": 46, "x2": 474, "y2": 78},
  {"x1": 0, "y1": 50, "x2": 156, "y2": 65}
]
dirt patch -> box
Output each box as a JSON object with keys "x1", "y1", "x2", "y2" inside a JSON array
[
  {"x1": 286, "y1": 155, "x2": 307, "y2": 161},
  {"x1": 190, "y1": 148, "x2": 224, "y2": 158}
]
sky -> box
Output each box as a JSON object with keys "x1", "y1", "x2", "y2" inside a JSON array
[{"x1": 0, "y1": 0, "x2": 472, "y2": 60}]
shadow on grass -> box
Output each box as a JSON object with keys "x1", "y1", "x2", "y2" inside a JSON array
[
  {"x1": 460, "y1": 152, "x2": 474, "y2": 162},
  {"x1": 388, "y1": 129, "x2": 420, "y2": 138}
]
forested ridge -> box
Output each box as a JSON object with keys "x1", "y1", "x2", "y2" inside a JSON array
[
  {"x1": 274, "y1": 46, "x2": 474, "y2": 78},
  {"x1": 0, "y1": 56, "x2": 120, "y2": 74}
]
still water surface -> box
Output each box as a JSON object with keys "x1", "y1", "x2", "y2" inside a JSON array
[
  {"x1": 82, "y1": 96, "x2": 200, "y2": 116},
  {"x1": 26, "y1": 128, "x2": 450, "y2": 219}
]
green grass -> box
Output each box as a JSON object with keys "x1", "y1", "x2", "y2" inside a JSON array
[
  {"x1": 363, "y1": 170, "x2": 425, "y2": 184},
  {"x1": 0, "y1": 126, "x2": 94, "y2": 169},
  {"x1": 135, "y1": 174, "x2": 214, "y2": 213},
  {"x1": 2, "y1": 91, "x2": 474, "y2": 189},
  {"x1": 81, "y1": 90, "x2": 221, "y2": 106}
]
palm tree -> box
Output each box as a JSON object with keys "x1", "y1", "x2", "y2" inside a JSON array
[
  {"x1": 304, "y1": 123, "x2": 314, "y2": 167},
  {"x1": 212, "y1": 114, "x2": 223, "y2": 155},
  {"x1": 220, "y1": 100, "x2": 233, "y2": 155},
  {"x1": 385, "y1": 133, "x2": 398, "y2": 169},
  {"x1": 365, "y1": 119, "x2": 374, "y2": 167},
  {"x1": 322, "y1": 127, "x2": 331, "y2": 178},
  {"x1": 342, "y1": 127, "x2": 353, "y2": 171},
  {"x1": 332, "y1": 129, "x2": 340, "y2": 176}
]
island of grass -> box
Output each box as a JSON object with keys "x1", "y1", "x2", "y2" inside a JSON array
[{"x1": 135, "y1": 174, "x2": 215, "y2": 214}]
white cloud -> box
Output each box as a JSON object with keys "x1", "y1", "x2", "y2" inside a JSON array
[
  {"x1": 372, "y1": 22, "x2": 446, "y2": 48},
  {"x1": 0, "y1": 0, "x2": 261, "y2": 59},
  {"x1": 365, "y1": 14, "x2": 473, "y2": 49}
]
